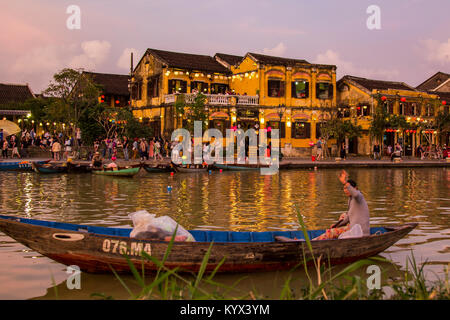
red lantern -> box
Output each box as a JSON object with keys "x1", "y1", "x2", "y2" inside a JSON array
[
  {"x1": 381, "y1": 96, "x2": 387, "y2": 101},
  {"x1": 115, "y1": 100, "x2": 120, "y2": 104},
  {"x1": 400, "y1": 97, "x2": 406, "y2": 102},
  {"x1": 443, "y1": 101, "x2": 447, "y2": 105}
]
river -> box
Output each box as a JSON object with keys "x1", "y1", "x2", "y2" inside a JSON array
[{"x1": 0, "y1": 167, "x2": 449, "y2": 299}]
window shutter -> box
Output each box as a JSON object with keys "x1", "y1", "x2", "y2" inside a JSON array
[
  {"x1": 291, "y1": 82, "x2": 296, "y2": 98},
  {"x1": 279, "y1": 81, "x2": 285, "y2": 97},
  {"x1": 291, "y1": 123, "x2": 296, "y2": 138},
  {"x1": 305, "y1": 123, "x2": 311, "y2": 139},
  {"x1": 281, "y1": 122, "x2": 286, "y2": 138},
  {"x1": 305, "y1": 82, "x2": 310, "y2": 98}
]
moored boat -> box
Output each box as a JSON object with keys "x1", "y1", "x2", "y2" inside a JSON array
[
  {"x1": 214, "y1": 163, "x2": 271, "y2": 171},
  {"x1": 143, "y1": 163, "x2": 174, "y2": 174},
  {"x1": 0, "y1": 214, "x2": 417, "y2": 274},
  {"x1": 32, "y1": 162, "x2": 69, "y2": 174},
  {"x1": 92, "y1": 164, "x2": 141, "y2": 177},
  {"x1": 0, "y1": 159, "x2": 51, "y2": 171},
  {"x1": 173, "y1": 163, "x2": 209, "y2": 173}
]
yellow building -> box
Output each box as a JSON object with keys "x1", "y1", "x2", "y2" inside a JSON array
[
  {"x1": 337, "y1": 75, "x2": 443, "y2": 156},
  {"x1": 131, "y1": 48, "x2": 337, "y2": 156}
]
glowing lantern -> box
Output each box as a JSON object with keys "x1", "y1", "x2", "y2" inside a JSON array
[
  {"x1": 115, "y1": 100, "x2": 120, "y2": 104},
  {"x1": 400, "y1": 97, "x2": 406, "y2": 102},
  {"x1": 381, "y1": 96, "x2": 387, "y2": 101},
  {"x1": 443, "y1": 101, "x2": 447, "y2": 105}
]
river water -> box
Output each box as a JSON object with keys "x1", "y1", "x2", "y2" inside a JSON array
[{"x1": 0, "y1": 167, "x2": 449, "y2": 299}]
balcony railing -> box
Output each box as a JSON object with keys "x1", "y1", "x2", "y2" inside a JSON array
[{"x1": 164, "y1": 94, "x2": 259, "y2": 106}]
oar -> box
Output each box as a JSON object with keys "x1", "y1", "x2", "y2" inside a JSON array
[{"x1": 331, "y1": 219, "x2": 346, "y2": 229}]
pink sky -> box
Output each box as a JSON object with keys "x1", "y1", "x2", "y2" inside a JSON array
[{"x1": 1, "y1": 0, "x2": 449, "y2": 93}]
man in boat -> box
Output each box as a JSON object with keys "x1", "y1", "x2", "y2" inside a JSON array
[
  {"x1": 107, "y1": 156, "x2": 118, "y2": 169},
  {"x1": 313, "y1": 170, "x2": 370, "y2": 240},
  {"x1": 91, "y1": 152, "x2": 103, "y2": 168}
]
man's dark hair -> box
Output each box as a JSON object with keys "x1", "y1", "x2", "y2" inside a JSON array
[{"x1": 347, "y1": 179, "x2": 357, "y2": 188}]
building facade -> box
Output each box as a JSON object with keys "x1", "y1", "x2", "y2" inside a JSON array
[
  {"x1": 131, "y1": 48, "x2": 336, "y2": 156},
  {"x1": 337, "y1": 75, "x2": 445, "y2": 156}
]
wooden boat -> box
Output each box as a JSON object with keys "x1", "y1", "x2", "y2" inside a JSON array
[
  {"x1": 0, "y1": 159, "x2": 51, "y2": 171},
  {"x1": 92, "y1": 164, "x2": 141, "y2": 177},
  {"x1": 32, "y1": 162, "x2": 69, "y2": 174},
  {"x1": 214, "y1": 163, "x2": 271, "y2": 171},
  {"x1": 143, "y1": 163, "x2": 174, "y2": 174},
  {"x1": 0, "y1": 214, "x2": 417, "y2": 274},
  {"x1": 66, "y1": 162, "x2": 93, "y2": 174},
  {"x1": 173, "y1": 163, "x2": 209, "y2": 173}
]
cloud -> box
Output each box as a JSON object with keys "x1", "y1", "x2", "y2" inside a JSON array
[
  {"x1": 315, "y1": 49, "x2": 400, "y2": 80},
  {"x1": 117, "y1": 48, "x2": 142, "y2": 70},
  {"x1": 69, "y1": 40, "x2": 111, "y2": 69},
  {"x1": 420, "y1": 38, "x2": 450, "y2": 64},
  {"x1": 261, "y1": 42, "x2": 287, "y2": 56},
  {"x1": 9, "y1": 40, "x2": 111, "y2": 91}
]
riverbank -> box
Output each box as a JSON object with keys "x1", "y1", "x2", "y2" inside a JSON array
[{"x1": 1, "y1": 156, "x2": 448, "y2": 169}]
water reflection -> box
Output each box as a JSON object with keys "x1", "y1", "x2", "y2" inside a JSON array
[{"x1": 0, "y1": 168, "x2": 449, "y2": 299}]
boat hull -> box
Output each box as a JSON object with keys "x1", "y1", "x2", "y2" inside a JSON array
[
  {"x1": 143, "y1": 164, "x2": 173, "y2": 173},
  {"x1": 32, "y1": 162, "x2": 69, "y2": 174},
  {"x1": 0, "y1": 160, "x2": 50, "y2": 171},
  {"x1": 0, "y1": 215, "x2": 417, "y2": 274},
  {"x1": 92, "y1": 166, "x2": 140, "y2": 177}
]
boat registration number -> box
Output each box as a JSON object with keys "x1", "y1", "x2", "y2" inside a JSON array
[{"x1": 102, "y1": 239, "x2": 151, "y2": 256}]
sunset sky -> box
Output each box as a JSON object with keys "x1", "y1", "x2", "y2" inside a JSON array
[{"x1": 1, "y1": 0, "x2": 449, "y2": 93}]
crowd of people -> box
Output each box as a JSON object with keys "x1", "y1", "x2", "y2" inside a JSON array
[
  {"x1": 92, "y1": 134, "x2": 174, "y2": 163},
  {"x1": 0, "y1": 128, "x2": 82, "y2": 160}
]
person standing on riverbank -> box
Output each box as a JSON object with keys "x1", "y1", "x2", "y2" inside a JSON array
[
  {"x1": 373, "y1": 142, "x2": 381, "y2": 160},
  {"x1": 313, "y1": 170, "x2": 370, "y2": 240},
  {"x1": 122, "y1": 136, "x2": 129, "y2": 161}
]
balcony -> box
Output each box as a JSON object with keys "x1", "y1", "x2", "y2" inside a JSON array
[{"x1": 164, "y1": 94, "x2": 259, "y2": 106}]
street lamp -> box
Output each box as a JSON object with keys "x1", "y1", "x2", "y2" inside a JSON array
[{"x1": 277, "y1": 104, "x2": 285, "y2": 136}]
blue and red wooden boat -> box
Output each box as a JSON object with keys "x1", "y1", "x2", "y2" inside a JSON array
[
  {"x1": 0, "y1": 214, "x2": 417, "y2": 274},
  {"x1": 0, "y1": 159, "x2": 51, "y2": 171}
]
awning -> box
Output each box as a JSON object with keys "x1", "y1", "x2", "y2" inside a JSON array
[
  {"x1": 292, "y1": 113, "x2": 310, "y2": 120},
  {"x1": 210, "y1": 111, "x2": 229, "y2": 119},
  {"x1": 264, "y1": 113, "x2": 283, "y2": 121}
]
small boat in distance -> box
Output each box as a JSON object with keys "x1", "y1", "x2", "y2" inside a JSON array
[
  {"x1": 214, "y1": 163, "x2": 272, "y2": 171},
  {"x1": 92, "y1": 164, "x2": 141, "y2": 177},
  {"x1": 0, "y1": 214, "x2": 417, "y2": 274},
  {"x1": 0, "y1": 159, "x2": 51, "y2": 171},
  {"x1": 142, "y1": 163, "x2": 174, "y2": 174},
  {"x1": 32, "y1": 162, "x2": 68, "y2": 174},
  {"x1": 172, "y1": 162, "x2": 209, "y2": 173}
]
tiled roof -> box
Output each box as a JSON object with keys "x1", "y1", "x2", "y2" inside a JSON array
[
  {"x1": 340, "y1": 75, "x2": 415, "y2": 92},
  {"x1": 416, "y1": 72, "x2": 450, "y2": 91},
  {"x1": 83, "y1": 72, "x2": 130, "y2": 96},
  {"x1": 247, "y1": 52, "x2": 310, "y2": 66},
  {"x1": 146, "y1": 48, "x2": 231, "y2": 74},
  {"x1": 0, "y1": 83, "x2": 34, "y2": 105},
  {"x1": 214, "y1": 53, "x2": 244, "y2": 67}
]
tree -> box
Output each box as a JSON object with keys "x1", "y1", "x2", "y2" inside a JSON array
[
  {"x1": 318, "y1": 112, "x2": 363, "y2": 156},
  {"x1": 174, "y1": 93, "x2": 209, "y2": 133},
  {"x1": 43, "y1": 68, "x2": 100, "y2": 142}
]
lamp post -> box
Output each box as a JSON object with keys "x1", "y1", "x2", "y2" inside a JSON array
[{"x1": 277, "y1": 104, "x2": 285, "y2": 137}]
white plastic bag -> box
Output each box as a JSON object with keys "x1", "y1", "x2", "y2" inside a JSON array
[
  {"x1": 338, "y1": 224, "x2": 363, "y2": 239},
  {"x1": 129, "y1": 210, "x2": 195, "y2": 242}
]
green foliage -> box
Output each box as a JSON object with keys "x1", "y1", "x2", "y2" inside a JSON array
[
  {"x1": 319, "y1": 118, "x2": 363, "y2": 145},
  {"x1": 43, "y1": 68, "x2": 101, "y2": 128},
  {"x1": 175, "y1": 93, "x2": 209, "y2": 133}
]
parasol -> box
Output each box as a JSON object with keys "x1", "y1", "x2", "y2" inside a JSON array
[{"x1": 0, "y1": 120, "x2": 21, "y2": 137}]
